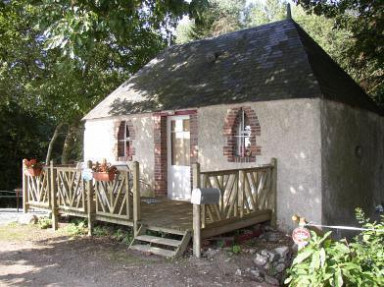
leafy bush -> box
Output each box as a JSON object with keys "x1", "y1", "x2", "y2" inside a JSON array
[
  {"x1": 38, "y1": 217, "x2": 52, "y2": 229},
  {"x1": 64, "y1": 219, "x2": 88, "y2": 236},
  {"x1": 285, "y1": 208, "x2": 384, "y2": 286}
]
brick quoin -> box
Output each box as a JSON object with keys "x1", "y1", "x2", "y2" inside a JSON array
[
  {"x1": 153, "y1": 115, "x2": 167, "y2": 196},
  {"x1": 223, "y1": 106, "x2": 261, "y2": 163}
]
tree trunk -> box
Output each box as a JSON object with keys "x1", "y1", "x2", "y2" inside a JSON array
[
  {"x1": 45, "y1": 123, "x2": 65, "y2": 164},
  {"x1": 61, "y1": 124, "x2": 78, "y2": 164}
]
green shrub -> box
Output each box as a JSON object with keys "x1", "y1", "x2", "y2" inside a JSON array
[
  {"x1": 64, "y1": 219, "x2": 88, "y2": 236},
  {"x1": 285, "y1": 208, "x2": 384, "y2": 286},
  {"x1": 37, "y1": 217, "x2": 52, "y2": 229}
]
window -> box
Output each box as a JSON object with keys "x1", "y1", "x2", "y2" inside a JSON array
[
  {"x1": 117, "y1": 121, "x2": 134, "y2": 160},
  {"x1": 223, "y1": 107, "x2": 261, "y2": 162},
  {"x1": 235, "y1": 110, "x2": 252, "y2": 157},
  {"x1": 170, "y1": 119, "x2": 190, "y2": 166}
]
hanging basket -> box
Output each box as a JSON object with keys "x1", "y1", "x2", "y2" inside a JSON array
[
  {"x1": 27, "y1": 168, "x2": 42, "y2": 177},
  {"x1": 93, "y1": 172, "x2": 116, "y2": 181}
]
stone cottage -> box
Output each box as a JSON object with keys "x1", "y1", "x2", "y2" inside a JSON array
[{"x1": 82, "y1": 19, "x2": 384, "y2": 230}]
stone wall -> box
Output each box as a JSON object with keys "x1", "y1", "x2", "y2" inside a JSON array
[{"x1": 321, "y1": 100, "x2": 384, "y2": 229}]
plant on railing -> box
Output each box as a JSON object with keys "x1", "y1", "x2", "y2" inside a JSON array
[
  {"x1": 23, "y1": 158, "x2": 44, "y2": 176},
  {"x1": 92, "y1": 159, "x2": 119, "y2": 181},
  {"x1": 285, "y1": 208, "x2": 384, "y2": 286}
]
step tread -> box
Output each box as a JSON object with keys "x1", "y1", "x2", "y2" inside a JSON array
[
  {"x1": 130, "y1": 244, "x2": 175, "y2": 258},
  {"x1": 135, "y1": 235, "x2": 181, "y2": 247},
  {"x1": 144, "y1": 225, "x2": 186, "y2": 236}
]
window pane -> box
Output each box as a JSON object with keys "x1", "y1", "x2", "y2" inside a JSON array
[
  {"x1": 171, "y1": 119, "x2": 190, "y2": 166},
  {"x1": 183, "y1": 119, "x2": 190, "y2": 132},
  {"x1": 234, "y1": 112, "x2": 251, "y2": 157}
]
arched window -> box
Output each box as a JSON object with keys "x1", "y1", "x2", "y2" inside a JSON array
[
  {"x1": 117, "y1": 121, "x2": 135, "y2": 161},
  {"x1": 223, "y1": 107, "x2": 261, "y2": 162}
]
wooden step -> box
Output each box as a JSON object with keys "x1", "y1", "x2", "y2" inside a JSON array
[
  {"x1": 130, "y1": 244, "x2": 175, "y2": 258},
  {"x1": 142, "y1": 225, "x2": 186, "y2": 236},
  {"x1": 135, "y1": 235, "x2": 181, "y2": 247}
]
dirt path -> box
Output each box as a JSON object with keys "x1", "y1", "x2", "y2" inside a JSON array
[{"x1": 0, "y1": 224, "x2": 276, "y2": 287}]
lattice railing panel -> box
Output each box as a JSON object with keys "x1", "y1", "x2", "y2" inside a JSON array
[
  {"x1": 25, "y1": 167, "x2": 50, "y2": 208},
  {"x1": 200, "y1": 165, "x2": 274, "y2": 224},
  {"x1": 56, "y1": 168, "x2": 86, "y2": 211},
  {"x1": 95, "y1": 173, "x2": 132, "y2": 219}
]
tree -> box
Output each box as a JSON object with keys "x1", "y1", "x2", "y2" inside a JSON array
[
  {"x1": 1, "y1": 0, "x2": 202, "y2": 166},
  {"x1": 295, "y1": 0, "x2": 384, "y2": 106}
]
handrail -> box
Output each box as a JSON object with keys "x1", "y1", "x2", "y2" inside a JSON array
[{"x1": 200, "y1": 164, "x2": 273, "y2": 175}]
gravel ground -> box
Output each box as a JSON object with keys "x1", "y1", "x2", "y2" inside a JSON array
[
  {"x1": 0, "y1": 209, "x2": 22, "y2": 225},
  {"x1": 0, "y1": 209, "x2": 48, "y2": 226}
]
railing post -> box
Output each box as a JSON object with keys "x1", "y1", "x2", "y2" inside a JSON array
[
  {"x1": 192, "y1": 162, "x2": 201, "y2": 258},
  {"x1": 86, "y1": 160, "x2": 95, "y2": 236},
  {"x1": 238, "y1": 170, "x2": 245, "y2": 218},
  {"x1": 22, "y1": 160, "x2": 28, "y2": 213},
  {"x1": 132, "y1": 161, "x2": 141, "y2": 236},
  {"x1": 50, "y1": 161, "x2": 59, "y2": 230},
  {"x1": 271, "y1": 158, "x2": 277, "y2": 227}
]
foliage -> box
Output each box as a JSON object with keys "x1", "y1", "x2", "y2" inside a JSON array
[
  {"x1": 231, "y1": 244, "x2": 242, "y2": 254},
  {"x1": 91, "y1": 160, "x2": 119, "y2": 174},
  {"x1": 285, "y1": 208, "x2": 384, "y2": 286},
  {"x1": 37, "y1": 216, "x2": 52, "y2": 229},
  {"x1": 23, "y1": 159, "x2": 44, "y2": 169},
  {"x1": 93, "y1": 224, "x2": 133, "y2": 245},
  {"x1": 64, "y1": 219, "x2": 88, "y2": 236},
  {"x1": 295, "y1": 0, "x2": 384, "y2": 107},
  {"x1": 0, "y1": 102, "x2": 53, "y2": 189}
]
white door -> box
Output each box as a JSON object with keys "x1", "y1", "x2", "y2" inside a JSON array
[{"x1": 167, "y1": 116, "x2": 191, "y2": 201}]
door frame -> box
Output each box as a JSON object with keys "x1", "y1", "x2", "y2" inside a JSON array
[{"x1": 166, "y1": 115, "x2": 191, "y2": 201}]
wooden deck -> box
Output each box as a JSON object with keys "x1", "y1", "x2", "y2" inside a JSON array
[
  {"x1": 139, "y1": 197, "x2": 272, "y2": 239},
  {"x1": 139, "y1": 198, "x2": 193, "y2": 231}
]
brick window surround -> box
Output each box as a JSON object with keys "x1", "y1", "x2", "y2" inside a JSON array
[
  {"x1": 223, "y1": 106, "x2": 261, "y2": 162},
  {"x1": 116, "y1": 120, "x2": 135, "y2": 161}
]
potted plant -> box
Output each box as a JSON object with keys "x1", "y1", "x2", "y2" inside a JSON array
[
  {"x1": 92, "y1": 159, "x2": 119, "y2": 181},
  {"x1": 23, "y1": 159, "x2": 44, "y2": 177}
]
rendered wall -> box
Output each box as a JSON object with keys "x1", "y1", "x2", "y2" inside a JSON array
[
  {"x1": 84, "y1": 114, "x2": 155, "y2": 195},
  {"x1": 197, "y1": 99, "x2": 323, "y2": 230},
  {"x1": 321, "y1": 100, "x2": 384, "y2": 228}
]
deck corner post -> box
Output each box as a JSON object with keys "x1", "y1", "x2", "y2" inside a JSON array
[
  {"x1": 192, "y1": 162, "x2": 201, "y2": 258},
  {"x1": 238, "y1": 170, "x2": 245, "y2": 218},
  {"x1": 22, "y1": 160, "x2": 28, "y2": 213},
  {"x1": 132, "y1": 161, "x2": 141, "y2": 236},
  {"x1": 271, "y1": 158, "x2": 277, "y2": 227},
  {"x1": 86, "y1": 160, "x2": 95, "y2": 236},
  {"x1": 50, "y1": 160, "x2": 59, "y2": 230}
]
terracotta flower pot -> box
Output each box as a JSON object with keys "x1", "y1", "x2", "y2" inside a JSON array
[
  {"x1": 27, "y1": 168, "x2": 42, "y2": 177},
  {"x1": 93, "y1": 172, "x2": 116, "y2": 181}
]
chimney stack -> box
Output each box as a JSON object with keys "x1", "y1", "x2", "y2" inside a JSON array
[{"x1": 287, "y1": 3, "x2": 292, "y2": 19}]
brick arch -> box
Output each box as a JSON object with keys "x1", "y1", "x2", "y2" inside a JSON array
[{"x1": 223, "y1": 106, "x2": 261, "y2": 162}]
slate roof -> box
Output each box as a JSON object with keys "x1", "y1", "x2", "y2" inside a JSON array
[{"x1": 83, "y1": 19, "x2": 382, "y2": 120}]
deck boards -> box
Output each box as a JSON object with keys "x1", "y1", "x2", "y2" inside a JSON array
[
  {"x1": 139, "y1": 198, "x2": 193, "y2": 231},
  {"x1": 139, "y1": 197, "x2": 272, "y2": 235}
]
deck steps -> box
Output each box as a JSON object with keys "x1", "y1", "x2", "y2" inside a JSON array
[{"x1": 129, "y1": 225, "x2": 191, "y2": 258}]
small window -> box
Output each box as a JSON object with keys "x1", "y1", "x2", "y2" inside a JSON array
[
  {"x1": 234, "y1": 110, "x2": 251, "y2": 157},
  {"x1": 223, "y1": 106, "x2": 261, "y2": 163},
  {"x1": 117, "y1": 121, "x2": 133, "y2": 160}
]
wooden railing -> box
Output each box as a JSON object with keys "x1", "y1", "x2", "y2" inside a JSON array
[
  {"x1": 23, "y1": 166, "x2": 51, "y2": 210},
  {"x1": 200, "y1": 162, "x2": 276, "y2": 226},
  {"x1": 23, "y1": 161, "x2": 141, "y2": 234},
  {"x1": 192, "y1": 158, "x2": 277, "y2": 257}
]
